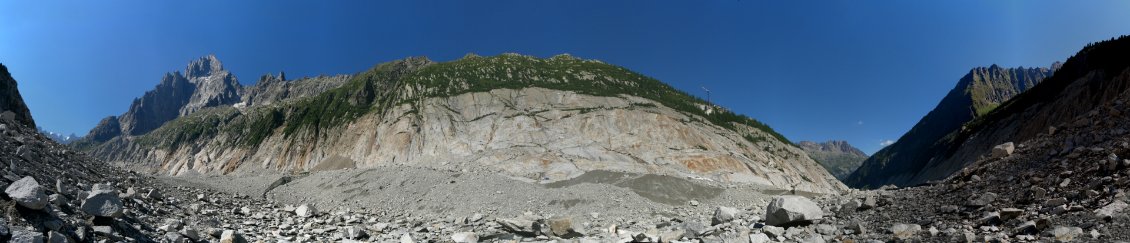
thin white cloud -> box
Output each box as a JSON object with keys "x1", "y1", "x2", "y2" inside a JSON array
[
  {"x1": 857, "y1": 121, "x2": 864, "y2": 125},
  {"x1": 879, "y1": 139, "x2": 895, "y2": 146}
]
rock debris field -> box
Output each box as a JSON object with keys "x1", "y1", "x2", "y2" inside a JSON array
[{"x1": 3, "y1": 105, "x2": 1130, "y2": 243}]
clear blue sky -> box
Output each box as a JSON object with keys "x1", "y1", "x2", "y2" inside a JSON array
[{"x1": 2, "y1": 1, "x2": 1129, "y2": 154}]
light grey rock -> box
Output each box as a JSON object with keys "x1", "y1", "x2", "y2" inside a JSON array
[
  {"x1": 344, "y1": 225, "x2": 367, "y2": 240},
  {"x1": 765, "y1": 196, "x2": 823, "y2": 226},
  {"x1": 11, "y1": 229, "x2": 44, "y2": 243},
  {"x1": 400, "y1": 233, "x2": 415, "y2": 243},
  {"x1": 889, "y1": 223, "x2": 921, "y2": 240},
  {"x1": 860, "y1": 195, "x2": 878, "y2": 209},
  {"x1": 1045, "y1": 226, "x2": 1083, "y2": 242},
  {"x1": 451, "y1": 232, "x2": 478, "y2": 243},
  {"x1": 497, "y1": 217, "x2": 537, "y2": 235},
  {"x1": 815, "y1": 224, "x2": 836, "y2": 235},
  {"x1": 1095, "y1": 200, "x2": 1127, "y2": 220},
  {"x1": 5, "y1": 176, "x2": 47, "y2": 210},
  {"x1": 180, "y1": 227, "x2": 200, "y2": 241},
  {"x1": 47, "y1": 194, "x2": 64, "y2": 207},
  {"x1": 991, "y1": 142, "x2": 1015, "y2": 158},
  {"x1": 762, "y1": 225, "x2": 785, "y2": 238},
  {"x1": 712, "y1": 206, "x2": 741, "y2": 225},
  {"x1": 219, "y1": 230, "x2": 245, "y2": 243},
  {"x1": 80, "y1": 189, "x2": 124, "y2": 218},
  {"x1": 164, "y1": 232, "x2": 187, "y2": 243},
  {"x1": 749, "y1": 233, "x2": 771, "y2": 243},
  {"x1": 295, "y1": 204, "x2": 316, "y2": 217}
]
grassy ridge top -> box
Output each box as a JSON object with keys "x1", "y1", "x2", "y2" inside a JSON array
[{"x1": 136, "y1": 53, "x2": 793, "y2": 150}]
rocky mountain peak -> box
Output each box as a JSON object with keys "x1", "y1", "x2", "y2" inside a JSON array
[
  {"x1": 798, "y1": 140, "x2": 868, "y2": 180},
  {"x1": 0, "y1": 63, "x2": 37, "y2": 128},
  {"x1": 799, "y1": 140, "x2": 866, "y2": 157},
  {"x1": 185, "y1": 54, "x2": 225, "y2": 78}
]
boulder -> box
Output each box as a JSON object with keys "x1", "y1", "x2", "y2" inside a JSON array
[
  {"x1": 400, "y1": 233, "x2": 415, "y2": 243},
  {"x1": 761, "y1": 225, "x2": 785, "y2": 238},
  {"x1": 999, "y1": 208, "x2": 1024, "y2": 220},
  {"x1": 1045, "y1": 226, "x2": 1083, "y2": 242},
  {"x1": 451, "y1": 232, "x2": 478, "y2": 243},
  {"x1": 889, "y1": 223, "x2": 921, "y2": 240},
  {"x1": 496, "y1": 218, "x2": 537, "y2": 235},
  {"x1": 344, "y1": 225, "x2": 367, "y2": 240},
  {"x1": 991, "y1": 142, "x2": 1015, "y2": 158},
  {"x1": 547, "y1": 216, "x2": 583, "y2": 238},
  {"x1": 1095, "y1": 200, "x2": 1128, "y2": 220},
  {"x1": 4, "y1": 176, "x2": 48, "y2": 210},
  {"x1": 11, "y1": 229, "x2": 44, "y2": 243},
  {"x1": 1014, "y1": 221, "x2": 1038, "y2": 235},
  {"x1": 712, "y1": 206, "x2": 741, "y2": 225},
  {"x1": 220, "y1": 230, "x2": 246, "y2": 243},
  {"x1": 765, "y1": 196, "x2": 824, "y2": 226},
  {"x1": 295, "y1": 204, "x2": 316, "y2": 218},
  {"x1": 749, "y1": 233, "x2": 771, "y2": 243},
  {"x1": 164, "y1": 232, "x2": 187, "y2": 243},
  {"x1": 860, "y1": 195, "x2": 878, "y2": 209},
  {"x1": 80, "y1": 190, "x2": 124, "y2": 218}
]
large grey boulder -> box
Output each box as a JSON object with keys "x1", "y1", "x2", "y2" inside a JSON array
[
  {"x1": 451, "y1": 232, "x2": 479, "y2": 243},
  {"x1": 5, "y1": 176, "x2": 47, "y2": 210},
  {"x1": 80, "y1": 189, "x2": 124, "y2": 218},
  {"x1": 765, "y1": 196, "x2": 824, "y2": 226},
  {"x1": 295, "y1": 204, "x2": 317, "y2": 218},
  {"x1": 712, "y1": 206, "x2": 741, "y2": 225}
]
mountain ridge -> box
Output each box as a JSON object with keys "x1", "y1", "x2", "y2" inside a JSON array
[
  {"x1": 798, "y1": 140, "x2": 867, "y2": 180},
  {"x1": 847, "y1": 63, "x2": 1057, "y2": 188},
  {"x1": 75, "y1": 53, "x2": 846, "y2": 194}
]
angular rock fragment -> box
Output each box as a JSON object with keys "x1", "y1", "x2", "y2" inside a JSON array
[
  {"x1": 5, "y1": 176, "x2": 48, "y2": 210},
  {"x1": 764, "y1": 196, "x2": 823, "y2": 226}
]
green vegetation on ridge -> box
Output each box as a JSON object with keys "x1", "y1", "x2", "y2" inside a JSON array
[{"x1": 133, "y1": 53, "x2": 793, "y2": 150}]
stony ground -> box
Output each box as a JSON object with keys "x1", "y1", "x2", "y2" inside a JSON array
[{"x1": 5, "y1": 94, "x2": 1130, "y2": 242}]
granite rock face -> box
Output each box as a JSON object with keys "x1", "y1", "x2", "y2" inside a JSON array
[
  {"x1": 76, "y1": 55, "x2": 348, "y2": 146},
  {"x1": 0, "y1": 63, "x2": 36, "y2": 128},
  {"x1": 117, "y1": 71, "x2": 196, "y2": 136},
  {"x1": 180, "y1": 55, "x2": 243, "y2": 117}
]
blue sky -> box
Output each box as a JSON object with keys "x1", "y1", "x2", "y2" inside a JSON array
[{"x1": 2, "y1": 1, "x2": 1129, "y2": 154}]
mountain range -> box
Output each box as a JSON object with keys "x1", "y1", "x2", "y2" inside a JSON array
[
  {"x1": 4, "y1": 34, "x2": 1130, "y2": 242},
  {"x1": 847, "y1": 63, "x2": 1059, "y2": 188},
  {"x1": 73, "y1": 53, "x2": 846, "y2": 194},
  {"x1": 797, "y1": 140, "x2": 867, "y2": 180}
]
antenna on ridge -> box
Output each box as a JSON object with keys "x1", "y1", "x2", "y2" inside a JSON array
[{"x1": 701, "y1": 86, "x2": 711, "y2": 103}]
